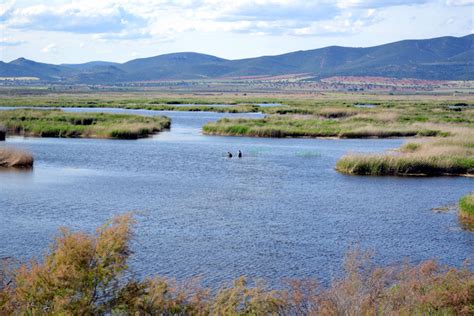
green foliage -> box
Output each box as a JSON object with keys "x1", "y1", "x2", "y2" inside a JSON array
[
  {"x1": 203, "y1": 114, "x2": 449, "y2": 139},
  {"x1": 0, "y1": 109, "x2": 170, "y2": 139},
  {"x1": 459, "y1": 193, "x2": 474, "y2": 228}
]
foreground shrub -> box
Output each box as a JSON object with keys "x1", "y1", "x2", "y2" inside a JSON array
[
  {"x1": 1, "y1": 215, "x2": 473, "y2": 315},
  {"x1": 2, "y1": 214, "x2": 133, "y2": 314}
]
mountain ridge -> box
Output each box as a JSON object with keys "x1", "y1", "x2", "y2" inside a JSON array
[{"x1": 1, "y1": 34, "x2": 472, "y2": 82}]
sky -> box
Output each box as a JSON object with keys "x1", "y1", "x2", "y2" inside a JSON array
[{"x1": 0, "y1": 0, "x2": 473, "y2": 64}]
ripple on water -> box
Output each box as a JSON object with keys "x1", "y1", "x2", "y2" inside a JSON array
[{"x1": 0, "y1": 108, "x2": 473, "y2": 287}]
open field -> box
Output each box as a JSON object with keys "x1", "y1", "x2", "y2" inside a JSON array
[
  {"x1": 0, "y1": 109, "x2": 170, "y2": 139},
  {"x1": 0, "y1": 147, "x2": 33, "y2": 168},
  {"x1": 2, "y1": 214, "x2": 473, "y2": 315},
  {"x1": 0, "y1": 89, "x2": 473, "y2": 109}
]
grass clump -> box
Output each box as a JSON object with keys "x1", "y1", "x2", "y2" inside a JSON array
[
  {"x1": 0, "y1": 109, "x2": 170, "y2": 139},
  {"x1": 336, "y1": 130, "x2": 474, "y2": 176},
  {"x1": 1, "y1": 215, "x2": 473, "y2": 315},
  {"x1": 0, "y1": 147, "x2": 33, "y2": 168},
  {"x1": 459, "y1": 192, "x2": 474, "y2": 229},
  {"x1": 203, "y1": 115, "x2": 445, "y2": 139}
]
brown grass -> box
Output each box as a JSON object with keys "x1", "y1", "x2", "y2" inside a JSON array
[
  {"x1": 1, "y1": 216, "x2": 473, "y2": 315},
  {"x1": 0, "y1": 148, "x2": 33, "y2": 168},
  {"x1": 336, "y1": 128, "x2": 474, "y2": 176}
]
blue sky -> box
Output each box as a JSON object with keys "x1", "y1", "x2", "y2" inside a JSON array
[{"x1": 1, "y1": 0, "x2": 473, "y2": 64}]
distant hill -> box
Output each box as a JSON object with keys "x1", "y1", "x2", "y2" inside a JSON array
[
  {"x1": 61, "y1": 61, "x2": 120, "y2": 70},
  {"x1": 1, "y1": 34, "x2": 472, "y2": 82}
]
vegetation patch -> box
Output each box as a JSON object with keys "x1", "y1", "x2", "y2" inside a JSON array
[
  {"x1": 336, "y1": 130, "x2": 474, "y2": 176},
  {"x1": 459, "y1": 192, "x2": 474, "y2": 229},
  {"x1": 203, "y1": 115, "x2": 445, "y2": 139},
  {"x1": 1, "y1": 215, "x2": 473, "y2": 315},
  {"x1": 0, "y1": 147, "x2": 33, "y2": 168},
  {"x1": 0, "y1": 109, "x2": 171, "y2": 139}
]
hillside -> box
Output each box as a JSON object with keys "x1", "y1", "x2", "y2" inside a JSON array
[{"x1": 1, "y1": 34, "x2": 472, "y2": 82}]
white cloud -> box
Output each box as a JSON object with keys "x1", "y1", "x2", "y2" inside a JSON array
[
  {"x1": 445, "y1": 0, "x2": 474, "y2": 6},
  {"x1": 0, "y1": 36, "x2": 25, "y2": 46},
  {"x1": 42, "y1": 43, "x2": 57, "y2": 53},
  {"x1": 0, "y1": 0, "x2": 440, "y2": 39},
  {"x1": 6, "y1": 2, "x2": 146, "y2": 34},
  {"x1": 0, "y1": 0, "x2": 15, "y2": 21},
  {"x1": 336, "y1": 0, "x2": 428, "y2": 9}
]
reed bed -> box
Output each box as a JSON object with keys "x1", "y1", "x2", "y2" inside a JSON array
[
  {"x1": 0, "y1": 148, "x2": 33, "y2": 168},
  {"x1": 336, "y1": 130, "x2": 474, "y2": 176},
  {"x1": 203, "y1": 116, "x2": 445, "y2": 139},
  {"x1": 459, "y1": 192, "x2": 474, "y2": 229},
  {"x1": 0, "y1": 109, "x2": 171, "y2": 139}
]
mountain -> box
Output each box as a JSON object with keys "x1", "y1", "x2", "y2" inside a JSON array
[
  {"x1": 1, "y1": 34, "x2": 472, "y2": 82},
  {"x1": 61, "y1": 61, "x2": 120, "y2": 70},
  {"x1": 0, "y1": 58, "x2": 74, "y2": 80}
]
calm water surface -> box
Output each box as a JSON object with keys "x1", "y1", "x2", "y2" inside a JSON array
[{"x1": 0, "y1": 108, "x2": 472, "y2": 286}]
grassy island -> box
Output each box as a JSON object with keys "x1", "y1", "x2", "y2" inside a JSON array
[
  {"x1": 0, "y1": 109, "x2": 170, "y2": 139},
  {"x1": 0, "y1": 148, "x2": 33, "y2": 168},
  {"x1": 202, "y1": 99, "x2": 474, "y2": 139},
  {"x1": 459, "y1": 193, "x2": 474, "y2": 228},
  {"x1": 336, "y1": 130, "x2": 474, "y2": 176},
  {"x1": 203, "y1": 115, "x2": 446, "y2": 138}
]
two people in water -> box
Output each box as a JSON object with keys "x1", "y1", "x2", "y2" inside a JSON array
[{"x1": 227, "y1": 150, "x2": 242, "y2": 158}]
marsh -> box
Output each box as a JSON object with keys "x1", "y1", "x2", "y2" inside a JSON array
[{"x1": 0, "y1": 108, "x2": 472, "y2": 288}]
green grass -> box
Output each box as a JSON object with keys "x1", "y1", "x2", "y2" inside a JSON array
[
  {"x1": 203, "y1": 115, "x2": 447, "y2": 138},
  {"x1": 0, "y1": 109, "x2": 171, "y2": 139},
  {"x1": 335, "y1": 131, "x2": 474, "y2": 176},
  {"x1": 459, "y1": 192, "x2": 474, "y2": 229}
]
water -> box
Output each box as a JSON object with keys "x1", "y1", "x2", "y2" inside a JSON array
[
  {"x1": 257, "y1": 103, "x2": 284, "y2": 107},
  {"x1": 354, "y1": 103, "x2": 377, "y2": 108},
  {"x1": 168, "y1": 103, "x2": 234, "y2": 107},
  {"x1": 0, "y1": 108, "x2": 472, "y2": 287}
]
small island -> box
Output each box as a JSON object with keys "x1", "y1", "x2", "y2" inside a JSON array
[
  {"x1": 0, "y1": 109, "x2": 171, "y2": 139},
  {"x1": 335, "y1": 130, "x2": 474, "y2": 177},
  {"x1": 0, "y1": 148, "x2": 34, "y2": 168}
]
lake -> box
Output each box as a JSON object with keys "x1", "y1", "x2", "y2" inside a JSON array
[{"x1": 0, "y1": 108, "x2": 472, "y2": 287}]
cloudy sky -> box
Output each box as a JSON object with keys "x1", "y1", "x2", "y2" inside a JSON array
[{"x1": 0, "y1": 0, "x2": 472, "y2": 64}]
